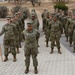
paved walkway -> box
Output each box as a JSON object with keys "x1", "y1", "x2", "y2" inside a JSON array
[{"x1": 0, "y1": 35, "x2": 75, "y2": 75}]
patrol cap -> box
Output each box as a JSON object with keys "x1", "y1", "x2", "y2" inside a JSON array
[
  {"x1": 49, "y1": 13, "x2": 52, "y2": 15},
  {"x1": 44, "y1": 9, "x2": 47, "y2": 11},
  {"x1": 49, "y1": 13, "x2": 53, "y2": 17},
  {"x1": 53, "y1": 15, "x2": 58, "y2": 19},
  {"x1": 18, "y1": 12, "x2": 21, "y2": 15},
  {"x1": 6, "y1": 16, "x2": 11, "y2": 20},
  {"x1": 15, "y1": 13, "x2": 18, "y2": 16},
  {"x1": 47, "y1": 11, "x2": 50, "y2": 14},
  {"x1": 31, "y1": 12, "x2": 36, "y2": 17},
  {"x1": 27, "y1": 20, "x2": 32, "y2": 26},
  {"x1": 10, "y1": 15, "x2": 15, "y2": 18},
  {"x1": 31, "y1": 9, "x2": 35, "y2": 12}
]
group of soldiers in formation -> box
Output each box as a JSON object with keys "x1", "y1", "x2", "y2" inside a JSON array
[
  {"x1": 0, "y1": 9, "x2": 40, "y2": 74},
  {"x1": 0, "y1": 8, "x2": 75, "y2": 74},
  {"x1": 42, "y1": 9, "x2": 75, "y2": 54}
]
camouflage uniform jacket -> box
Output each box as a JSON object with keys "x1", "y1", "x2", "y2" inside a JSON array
[
  {"x1": 22, "y1": 29, "x2": 39, "y2": 54},
  {"x1": 49, "y1": 20, "x2": 63, "y2": 36},
  {"x1": 0, "y1": 23, "x2": 16, "y2": 40}
]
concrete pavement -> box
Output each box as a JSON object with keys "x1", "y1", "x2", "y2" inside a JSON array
[{"x1": 0, "y1": 35, "x2": 75, "y2": 75}]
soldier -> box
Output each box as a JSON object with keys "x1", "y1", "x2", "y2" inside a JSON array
[
  {"x1": 15, "y1": 13, "x2": 23, "y2": 48},
  {"x1": 17, "y1": 12, "x2": 26, "y2": 31},
  {"x1": 45, "y1": 12, "x2": 52, "y2": 47},
  {"x1": 31, "y1": 0, "x2": 41, "y2": 7},
  {"x1": 11, "y1": 15, "x2": 20, "y2": 53},
  {"x1": 22, "y1": 20, "x2": 39, "y2": 74},
  {"x1": 68, "y1": 14, "x2": 74, "y2": 47},
  {"x1": 41, "y1": 9, "x2": 48, "y2": 31},
  {"x1": 30, "y1": 12, "x2": 39, "y2": 30},
  {"x1": 49, "y1": 15, "x2": 62, "y2": 54},
  {"x1": 30, "y1": 13, "x2": 40, "y2": 47},
  {"x1": 58, "y1": 10, "x2": 65, "y2": 34},
  {"x1": 0, "y1": 17, "x2": 16, "y2": 62},
  {"x1": 65, "y1": 12, "x2": 72, "y2": 42}
]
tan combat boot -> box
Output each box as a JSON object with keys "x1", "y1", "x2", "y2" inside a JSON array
[
  {"x1": 25, "y1": 67, "x2": 29, "y2": 74},
  {"x1": 58, "y1": 49, "x2": 62, "y2": 54},
  {"x1": 50, "y1": 48, "x2": 54, "y2": 54},
  {"x1": 13, "y1": 55, "x2": 17, "y2": 62},
  {"x1": 4, "y1": 56, "x2": 8, "y2": 62},
  {"x1": 34, "y1": 67, "x2": 38, "y2": 74}
]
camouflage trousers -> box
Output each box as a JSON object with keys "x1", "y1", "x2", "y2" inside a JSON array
[
  {"x1": 15, "y1": 35, "x2": 20, "y2": 48},
  {"x1": 45, "y1": 30, "x2": 50, "y2": 42},
  {"x1": 50, "y1": 33, "x2": 61, "y2": 49},
  {"x1": 42, "y1": 19, "x2": 46, "y2": 31},
  {"x1": 65, "y1": 29, "x2": 68, "y2": 40},
  {"x1": 68, "y1": 31, "x2": 73, "y2": 45},
  {"x1": 18, "y1": 33, "x2": 22, "y2": 48},
  {"x1": 24, "y1": 48, "x2": 38, "y2": 67},
  {"x1": 3, "y1": 39, "x2": 16, "y2": 56}
]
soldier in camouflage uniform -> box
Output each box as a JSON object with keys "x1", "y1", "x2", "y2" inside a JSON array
[
  {"x1": 17, "y1": 12, "x2": 26, "y2": 30},
  {"x1": 45, "y1": 12, "x2": 52, "y2": 47},
  {"x1": 17, "y1": 13, "x2": 24, "y2": 31},
  {"x1": 30, "y1": 12, "x2": 40, "y2": 47},
  {"x1": 65, "y1": 12, "x2": 72, "y2": 42},
  {"x1": 49, "y1": 15, "x2": 62, "y2": 54},
  {"x1": 22, "y1": 20, "x2": 39, "y2": 74},
  {"x1": 41, "y1": 9, "x2": 48, "y2": 31},
  {"x1": 0, "y1": 17, "x2": 16, "y2": 62},
  {"x1": 67, "y1": 14, "x2": 74, "y2": 47},
  {"x1": 30, "y1": 12, "x2": 39, "y2": 30},
  {"x1": 11, "y1": 15, "x2": 20, "y2": 53},
  {"x1": 15, "y1": 13, "x2": 23, "y2": 48},
  {"x1": 58, "y1": 10, "x2": 65, "y2": 34}
]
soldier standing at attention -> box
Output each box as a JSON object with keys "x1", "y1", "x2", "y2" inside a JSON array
[
  {"x1": 22, "y1": 20, "x2": 39, "y2": 74},
  {"x1": 49, "y1": 15, "x2": 62, "y2": 54},
  {"x1": 0, "y1": 17, "x2": 16, "y2": 62}
]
